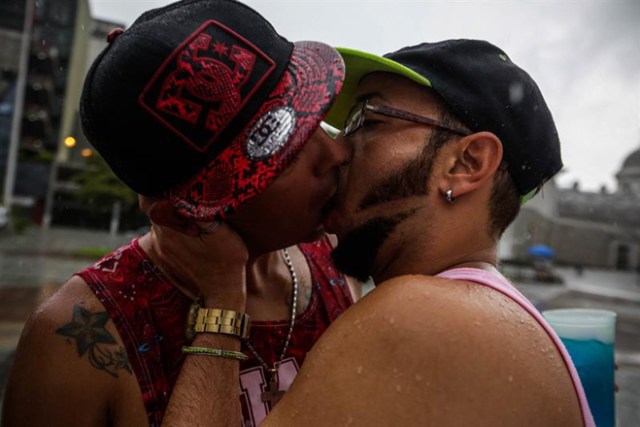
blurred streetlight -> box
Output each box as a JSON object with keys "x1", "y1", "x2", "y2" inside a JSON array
[
  {"x1": 64, "y1": 136, "x2": 76, "y2": 148},
  {"x1": 80, "y1": 148, "x2": 93, "y2": 158}
]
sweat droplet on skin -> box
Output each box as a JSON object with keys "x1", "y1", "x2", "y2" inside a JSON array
[{"x1": 356, "y1": 366, "x2": 364, "y2": 375}]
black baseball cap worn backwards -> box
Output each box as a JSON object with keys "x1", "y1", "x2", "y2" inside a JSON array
[
  {"x1": 324, "y1": 40, "x2": 562, "y2": 204},
  {"x1": 80, "y1": 0, "x2": 345, "y2": 221}
]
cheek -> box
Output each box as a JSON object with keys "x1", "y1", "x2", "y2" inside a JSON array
[
  {"x1": 347, "y1": 147, "x2": 406, "y2": 194},
  {"x1": 274, "y1": 184, "x2": 319, "y2": 220}
]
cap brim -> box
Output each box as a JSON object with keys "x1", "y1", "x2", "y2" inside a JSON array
[
  {"x1": 324, "y1": 47, "x2": 432, "y2": 130},
  {"x1": 169, "y1": 41, "x2": 345, "y2": 221}
]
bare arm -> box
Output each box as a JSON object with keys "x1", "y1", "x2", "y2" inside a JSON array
[
  {"x1": 151, "y1": 223, "x2": 248, "y2": 427},
  {"x1": 2, "y1": 276, "x2": 145, "y2": 427},
  {"x1": 3, "y1": 222, "x2": 250, "y2": 427},
  {"x1": 162, "y1": 333, "x2": 243, "y2": 426},
  {"x1": 264, "y1": 275, "x2": 584, "y2": 426}
]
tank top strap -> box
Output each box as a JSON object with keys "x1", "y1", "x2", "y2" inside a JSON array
[
  {"x1": 78, "y1": 237, "x2": 191, "y2": 426},
  {"x1": 436, "y1": 267, "x2": 595, "y2": 427},
  {"x1": 298, "y1": 236, "x2": 354, "y2": 315}
]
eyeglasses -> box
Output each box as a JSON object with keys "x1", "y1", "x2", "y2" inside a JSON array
[
  {"x1": 343, "y1": 98, "x2": 471, "y2": 137},
  {"x1": 319, "y1": 121, "x2": 340, "y2": 139}
]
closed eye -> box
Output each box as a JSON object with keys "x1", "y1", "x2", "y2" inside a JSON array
[{"x1": 361, "y1": 119, "x2": 383, "y2": 128}]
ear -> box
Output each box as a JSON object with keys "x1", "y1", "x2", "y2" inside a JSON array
[
  {"x1": 440, "y1": 132, "x2": 503, "y2": 198},
  {"x1": 147, "y1": 199, "x2": 201, "y2": 236}
]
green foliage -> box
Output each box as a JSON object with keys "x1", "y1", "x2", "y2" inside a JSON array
[
  {"x1": 72, "y1": 154, "x2": 136, "y2": 211},
  {"x1": 73, "y1": 246, "x2": 112, "y2": 259},
  {"x1": 10, "y1": 207, "x2": 33, "y2": 234},
  {"x1": 36, "y1": 149, "x2": 54, "y2": 163}
]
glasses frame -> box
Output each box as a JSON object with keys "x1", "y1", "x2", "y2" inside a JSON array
[{"x1": 343, "y1": 98, "x2": 471, "y2": 137}]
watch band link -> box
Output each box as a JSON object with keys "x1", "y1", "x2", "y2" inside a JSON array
[{"x1": 186, "y1": 300, "x2": 251, "y2": 340}]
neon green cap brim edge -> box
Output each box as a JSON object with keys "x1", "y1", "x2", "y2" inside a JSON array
[{"x1": 324, "y1": 47, "x2": 432, "y2": 130}]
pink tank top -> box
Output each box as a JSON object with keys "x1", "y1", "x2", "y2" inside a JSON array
[{"x1": 437, "y1": 267, "x2": 595, "y2": 427}]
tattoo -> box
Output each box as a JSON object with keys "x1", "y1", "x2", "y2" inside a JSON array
[
  {"x1": 56, "y1": 304, "x2": 133, "y2": 378},
  {"x1": 297, "y1": 278, "x2": 313, "y2": 312}
]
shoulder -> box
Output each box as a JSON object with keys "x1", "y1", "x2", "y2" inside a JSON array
[
  {"x1": 357, "y1": 275, "x2": 583, "y2": 396},
  {"x1": 266, "y1": 274, "x2": 583, "y2": 426},
  {"x1": 2, "y1": 275, "x2": 141, "y2": 426},
  {"x1": 13, "y1": 275, "x2": 112, "y2": 354}
]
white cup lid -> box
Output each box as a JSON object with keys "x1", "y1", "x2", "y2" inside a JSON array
[{"x1": 542, "y1": 309, "x2": 617, "y2": 343}]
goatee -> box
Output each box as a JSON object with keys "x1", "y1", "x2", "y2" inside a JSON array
[{"x1": 331, "y1": 210, "x2": 415, "y2": 282}]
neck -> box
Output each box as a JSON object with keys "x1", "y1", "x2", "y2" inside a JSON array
[
  {"x1": 370, "y1": 208, "x2": 498, "y2": 283},
  {"x1": 246, "y1": 250, "x2": 288, "y2": 296}
]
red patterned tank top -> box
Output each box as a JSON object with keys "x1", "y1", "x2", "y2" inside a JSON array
[{"x1": 78, "y1": 236, "x2": 353, "y2": 427}]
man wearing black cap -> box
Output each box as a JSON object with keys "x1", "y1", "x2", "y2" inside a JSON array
[
  {"x1": 260, "y1": 41, "x2": 596, "y2": 426},
  {"x1": 2, "y1": 1, "x2": 359, "y2": 426}
]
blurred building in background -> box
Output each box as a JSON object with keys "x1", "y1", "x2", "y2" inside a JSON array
[
  {"x1": 500, "y1": 145, "x2": 640, "y2": 271},
  {"x1": 1, "y1": 0, "x2": 83, "y2": 221},
  {"x1": 0, "y1": 0, "x2": 143, "y2": 233},
  {"x1": 1, "y1": 0, "x2": 638, "y2": 256}
]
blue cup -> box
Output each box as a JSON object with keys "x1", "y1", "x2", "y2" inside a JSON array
[{"x1": 543, "y1": 309, "x2": 616, "y2": 427}]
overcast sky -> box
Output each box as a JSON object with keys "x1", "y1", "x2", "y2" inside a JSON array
[{"x1": 89, "y1": 0, "x2": 640, "y2": 193}]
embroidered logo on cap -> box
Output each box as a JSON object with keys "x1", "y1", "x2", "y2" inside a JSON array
[
  {"x1": 245, "y1": 107, "x2": 296, "y2": 159},
  {"x1": 139, "y1": 20, "x2": 276, "y2": 153}
]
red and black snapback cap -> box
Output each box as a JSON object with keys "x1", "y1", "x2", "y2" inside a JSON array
[
  {"x1": 80, "y1": 0, "x2": 344, "y2": 220},
  {"x1": 324, "y1": 40, "x2": 562, "y2": 204}
]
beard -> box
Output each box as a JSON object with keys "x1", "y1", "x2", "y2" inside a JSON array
[
  {"x1": 330, "y1": 133, "x2": 442, "y2": 282},
  {"x1": 331, "y1": 209, "x2": 416, "y2": 282}
]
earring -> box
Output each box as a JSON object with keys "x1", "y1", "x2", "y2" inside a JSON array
[{"x1": 443, "y1": 189, "x2": 455, "y2": 204}]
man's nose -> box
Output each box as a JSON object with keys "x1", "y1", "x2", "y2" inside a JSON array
[{"x1": 314, "y1": 127, "x2": 351, "y2": 175}]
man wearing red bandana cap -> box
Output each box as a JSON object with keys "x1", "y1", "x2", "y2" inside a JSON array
[{"x1": 2, "y1": 1, "x2": 359, "y2": 426}]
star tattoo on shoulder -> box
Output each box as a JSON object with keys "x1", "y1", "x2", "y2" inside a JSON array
[{"x1": 56, "y1": 304, "x2": 133, "y2": 378}]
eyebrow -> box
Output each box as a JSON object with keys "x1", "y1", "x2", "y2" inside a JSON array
[{"x1": 354, "y1": 91, "x2": 388, "y2": 104}]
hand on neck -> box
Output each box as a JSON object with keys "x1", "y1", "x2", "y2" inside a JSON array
[{"x1": 140, "y1": 222, "x2": 249, "y2": 311}]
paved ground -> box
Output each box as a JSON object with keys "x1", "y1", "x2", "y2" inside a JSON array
[{"x1": 1, "y1": 227, "x2": 639, "y2": 425}]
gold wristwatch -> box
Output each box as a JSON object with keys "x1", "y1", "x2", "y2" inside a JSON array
[{"x1": 185, "y1": 299, "x2": 251, "y2": 340}]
